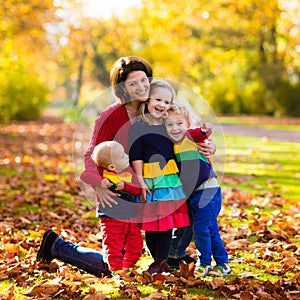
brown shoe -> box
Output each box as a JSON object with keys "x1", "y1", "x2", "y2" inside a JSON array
[
  {"x1": 147, "y1": 258, "x2": 162, "y2": 274},
  {"x1": 147, "y1": 258, "x2": 173, "y2": 274},
  {"x1": 159, "y1": 260, "x2": 173, "y2": 273}
]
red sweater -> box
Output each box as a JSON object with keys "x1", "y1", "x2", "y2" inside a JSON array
[{"x1": 80, "y1": 103, "x2": 131, "y2": 187}]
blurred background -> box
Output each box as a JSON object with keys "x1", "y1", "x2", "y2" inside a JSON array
[{"x1": 1, "y1": 0, "x2": 300, "y2": 122}]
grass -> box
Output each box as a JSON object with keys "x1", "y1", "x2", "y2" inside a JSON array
[{"x1": 222, "y1": 134, "x2": 300, "y2": 202}]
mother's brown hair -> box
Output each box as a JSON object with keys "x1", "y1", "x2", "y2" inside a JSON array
[{"x1": 110, "y1": 56, "x2": 153, "y2": 104}]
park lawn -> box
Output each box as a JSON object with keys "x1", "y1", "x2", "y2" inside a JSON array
[
  {"x1": 222, "y1": 134, "x2": 300, "y2": 203},
  {"x1": 0, "y1": 119, "x2": 299, "y2": 299}
]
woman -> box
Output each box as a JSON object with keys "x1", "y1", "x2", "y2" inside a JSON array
[
  {"x1": 37, "y1": 56, "x2": 152, "y2": 276},
  {"x1": 80, "y1": 56, "x2": 153, "y2": 210},
  {"x1": 36, "y1": 56, "x2": 215, "y2": 276}
]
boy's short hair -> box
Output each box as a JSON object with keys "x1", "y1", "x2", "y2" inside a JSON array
[{"x1": 92, "y1": 141, "x2": 120, "y2": 169}]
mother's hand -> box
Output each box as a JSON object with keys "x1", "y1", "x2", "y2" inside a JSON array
[
  {"x1": 95, "y1": 186, "x2": 119, "y2": 208},
  {"x1": 198, "y1": 138, "x2": 216, "y2": 157}
]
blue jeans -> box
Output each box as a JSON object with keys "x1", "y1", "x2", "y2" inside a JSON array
[
  {"x1": 190, "y1": 187, "x2": 228, "y2": 266},
  {"x1": 51, "y1": 237, "x2": 110, "y2": 276}
]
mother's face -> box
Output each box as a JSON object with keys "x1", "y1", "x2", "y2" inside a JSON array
[{"x1": 124, "y1": 71, "x2": 150, "y2": 103}]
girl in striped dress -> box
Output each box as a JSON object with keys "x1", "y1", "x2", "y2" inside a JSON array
[{"x1": 129, "y1": 80, "x2": 190, "y2": 274}]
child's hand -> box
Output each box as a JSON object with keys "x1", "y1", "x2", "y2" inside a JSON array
[
  {"x1": 200, "y1": 122, "x2": 212, "y2": 133},
  {"x1": 197, "y1": 138, "x2": 216, "y2": 157},
  {"x1": 140, "y1": 187, "x2": 151, "y2": 202},
  {"x1": 115, "y1": 181, "x2": 125, "y2": 190},
  {"x1": 101, "y1": 178, "x2": 113, "y2": 189},
  {"x1": 138, "y1": 180, "x2": 151, "y2": 202}
]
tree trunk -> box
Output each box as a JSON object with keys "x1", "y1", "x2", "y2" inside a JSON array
[{"x1": 72, "y1": 52, "x2": 86, "y2": 106}]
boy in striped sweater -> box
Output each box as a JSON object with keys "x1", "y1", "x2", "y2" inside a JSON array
[
  {"x1": 90, "y1": 140, "x2": 143, "y2": 279},
  {"x1": 164, "y1": 105, "x2": 231, "y2": 277}
]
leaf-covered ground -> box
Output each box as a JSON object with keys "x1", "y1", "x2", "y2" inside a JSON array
[{"x1": 0, "y1": 116, "x2": 299, "y2": 299}]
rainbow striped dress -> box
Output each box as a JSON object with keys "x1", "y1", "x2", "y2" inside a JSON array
[{"x1": 129, "y1": 121, "x2": 190, "y2": 231}]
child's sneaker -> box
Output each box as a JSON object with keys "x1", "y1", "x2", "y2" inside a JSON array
[
  {"x1": 112, "y1": 269, "x2": 124, "y2": 280},
  {"x1": 112, "y1": 268, "x2": 137, "y2": 280},
  {"x1": 123, "y1": 268, "x2": 138, "y2": 278},
  {"x1": 195, "y1": 265, "x2": 211, "y2": 277},
  {"x1": 209, "y1": 263, "x2": 231, "y2": 276}
]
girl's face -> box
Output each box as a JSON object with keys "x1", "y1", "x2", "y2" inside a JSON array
[
  {"x1": 124, "y1": 71, "x2": 150, "y2": 103},
  {"x1": 165, "y1": 112, "x2": 189, "y2": 142},
  {"x1": 147, "y1": 87, "x2": 173, "y2": 124}
]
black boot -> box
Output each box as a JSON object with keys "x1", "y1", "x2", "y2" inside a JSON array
[
  {"x1": 167, "y1": 257, "x2": 180, "y2": 269},
  {"x1": 36, "y1": 229, "x2": 59, "y2": 263},
  {"x1": 167, "y1": 255, "x2": 196, "y2": 269},
  {"x1": 182, "y1": 255, "x2": 197, "y2": 264}
]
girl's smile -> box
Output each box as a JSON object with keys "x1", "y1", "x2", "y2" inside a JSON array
[{"x1": 147, "y1": 87, "x2": 173, "y2": 124}]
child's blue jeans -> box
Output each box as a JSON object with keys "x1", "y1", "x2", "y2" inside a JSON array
[
  {"x1": 190, "y1": 187, "x2": 228, "y2": 266},
  {"x1": 169, "y1": 187, "x2": 228, "y2": 267}
]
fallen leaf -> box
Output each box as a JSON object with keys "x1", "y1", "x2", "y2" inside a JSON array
[
  {"x1": 279, "y1": 256, "x2": 298, "y2": 269},
  {"x1": 24, "y1": 282, "x2": 59, "y2": 297},
  {"x1": 210, "y1": 277, "x2": 224, "y2": 290},
  {"x1": 83, "y1": 291, "x2": 107, "y2": 300},
  {"x1": 141, "y1": 291, "x2": 168, "y2": 300},
  {"x1": 240, "y1": 290, "x2": 254, "y2": 300}
]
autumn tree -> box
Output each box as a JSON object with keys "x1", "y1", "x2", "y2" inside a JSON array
[
  {"x1": 124, "y1": 0, "x2": 300, "y2": 116},
  {"x1": 0, "y1": 0, "x2": 58, "y2": 121},
  {"x1": 3, "y1": 0, "x2": 299, "y2": 118},
  {"x1": 189, "y1": 0, "x2": 300, "y2": 116}
]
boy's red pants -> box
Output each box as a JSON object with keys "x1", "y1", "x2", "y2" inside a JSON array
[{"x1": 100, "y1": 217, "x2": 143, "y2": 272}]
